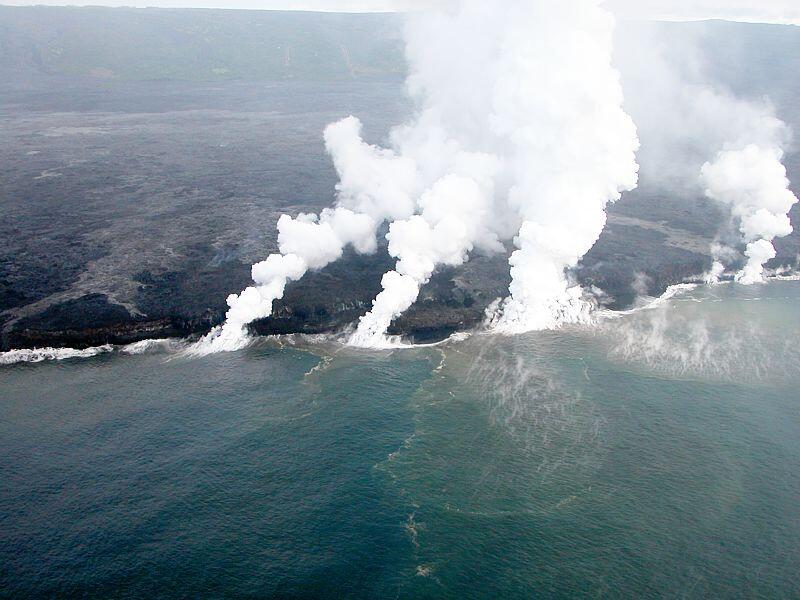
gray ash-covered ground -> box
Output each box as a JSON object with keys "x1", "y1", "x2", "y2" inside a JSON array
[{"x1": 1, "y1": 10, "x2": 799, "y2": 350}]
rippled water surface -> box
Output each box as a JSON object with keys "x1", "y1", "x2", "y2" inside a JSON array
[{"x1": 2, "y1": 282, "x2": 799, "y2": 598}]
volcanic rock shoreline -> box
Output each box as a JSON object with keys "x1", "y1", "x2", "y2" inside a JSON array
[
  {"x1": 1, "y1": 246, "x2": 710, "y2": 352},
  {"x1": 4, "y1": 191, "x2": 798, "y2": 353}
]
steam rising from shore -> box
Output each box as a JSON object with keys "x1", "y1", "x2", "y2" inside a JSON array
[
  {"x1": 702, "y1": 145, "x2": 798, "y2": 284},
  {"x1": 193, "y1": 118, "x2": 418, "y2": 354},
  {"x1": 192, "y1": 0, "x2": 640, "y2": 353},
  {"x1": 352, "y1": 1, "x2": 640, "y2": 345},
  {"x1": 191, "y1": 2, "x2": 797, "y2": 355},
  {"x1": 614, "y1": 21, "x2": 798, "y2": 287}
]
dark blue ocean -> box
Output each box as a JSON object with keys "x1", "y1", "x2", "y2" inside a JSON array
[{"x1": 2, "y1": 282, "x2": 799, "y2": 598}]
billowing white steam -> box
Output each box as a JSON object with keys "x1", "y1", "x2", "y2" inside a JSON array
[
  {"x1": 701, "y1": 144, "x2": 798, "y2": 284},
  {"x1": 193, "y1": 0, "x2": 641, "y2": 353},
  {"x1": 351, "y1": 0, "x2": 640, "y2": 345},
  {"x1": 193, "y1": 118, "x2": 418, "y2": 354},
  {"x1": 351, "y1": 173, "x2": 503, "y2": 345}
]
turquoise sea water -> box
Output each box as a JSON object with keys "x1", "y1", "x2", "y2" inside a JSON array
[{"x1": 2, "y1": 282, "x2": 799, "y2": 598}]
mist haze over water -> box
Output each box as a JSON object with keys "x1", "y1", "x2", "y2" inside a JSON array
[{"x1": 2, "y1": 281, "x2": 799, "y2": 597}]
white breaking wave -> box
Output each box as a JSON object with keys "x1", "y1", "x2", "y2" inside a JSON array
[
  {"x1": 343, "y1": 331, "x2": 471, "y2": 351},
  {"x1": 638, "y1": 283, "x2": 700, "y2": 310},
  {"x1": 1, "y1": 338, "x2": 189, "y2": 366},
  {"x1": 595, "y1": 283, "x2": 700, "y2": 324},
  {"x1": 121, "y1": 339, "x2": 186, "y2": 355},
  {"x1": 0, "y1": 345, "x2": 114, "y2": 365}
]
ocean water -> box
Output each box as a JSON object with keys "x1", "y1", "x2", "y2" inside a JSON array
[{"x1": 1, "y1": 282, "x2": 799, "y2": 598}]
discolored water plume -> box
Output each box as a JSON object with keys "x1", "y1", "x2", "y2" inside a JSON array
[{"x1": 380, "y1": 332, "x2": 606, "y2": 521}]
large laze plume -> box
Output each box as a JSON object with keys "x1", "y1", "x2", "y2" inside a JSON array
[
  {"x1": 193, "y1": 0, "x2": 640, "y2": 353},
  {"x1": 351, "y1": 0, "x2": 640, "y2": 345},
  {"x1": 194, "y1": 1, "x2": 798, "y2": 355}
]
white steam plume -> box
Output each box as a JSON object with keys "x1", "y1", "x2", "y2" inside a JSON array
[
  {"x1": 351, "y1": 172, "x2": 503, "y2": 345},
  {"x1": 490, "y1": 3, "x2": 640, "y2": 333},
  {"x1": 613, "y1": 21, "x2": 798, "y2": 287},
  {"x1": 349, "y1": 0, "x2": 640, "y2": 346},
  {"x1": 701, "y1": 145, "x2": 798, "y2": 284},
  {"x1": 198, "y1": 0, "x2": 642, "y2": 353},
  {"x1": 191, "y1": 117, "x2": 419, "y2": 354}
]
